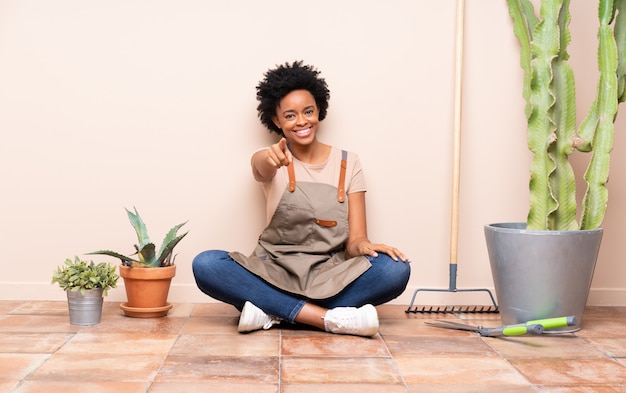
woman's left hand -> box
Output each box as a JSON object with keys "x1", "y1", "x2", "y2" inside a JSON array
[{"x1": 357, "y1": 241, "x2": 409, "y2": 263}]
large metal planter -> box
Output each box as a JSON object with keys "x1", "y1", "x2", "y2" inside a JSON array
[{"x1": 485, "y1": 223, "x2": 602, "y2": 332}]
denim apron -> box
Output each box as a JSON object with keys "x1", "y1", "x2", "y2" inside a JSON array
[{"x1": 230, "y1": 150, "x2": 371, "y2": 299}]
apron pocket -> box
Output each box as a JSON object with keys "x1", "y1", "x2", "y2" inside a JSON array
[{"x1": 275, "y1": 204, "x2": 315, "y2": 245}]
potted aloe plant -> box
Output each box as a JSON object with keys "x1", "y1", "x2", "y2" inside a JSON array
[
  {"x1": 52, "y1": 256, "x2": 119, "y2": 325},
  {"x1": 88, "y1": 207, "x2": 188, "y2": 318},
  {"x1": 485, "y1": 0, "x2": 626, "y2": 331}
]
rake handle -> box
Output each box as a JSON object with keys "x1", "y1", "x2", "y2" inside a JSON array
[{"x1": 450, "y1": 0, "x2": 465, "y2": 267}]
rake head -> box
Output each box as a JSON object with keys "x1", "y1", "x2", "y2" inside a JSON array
[{"x1": 406, "y1": 304, "x2": 499, "y2": 314}]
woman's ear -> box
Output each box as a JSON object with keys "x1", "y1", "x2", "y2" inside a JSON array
[{"x1": 272, "y1": 116, "x2": 281, "y2": 130}]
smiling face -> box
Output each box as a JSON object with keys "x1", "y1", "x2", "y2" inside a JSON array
[{"x1": 272, "y1": 89, "x2": 320, "y2": 148}]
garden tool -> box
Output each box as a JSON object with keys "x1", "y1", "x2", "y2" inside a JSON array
[
  {"x1": 425, "y1": 316, "x2": 577, "y2": 337},
  {"x1": 406, "y1": 0, "x2": 499, "y2": 314}
]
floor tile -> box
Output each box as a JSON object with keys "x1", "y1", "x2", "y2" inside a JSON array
[
  {"x1": 378, "y1": 318, "x2": 476, "y2": 337},
  {"x1": 0, "y1": 333, "x2": 71, "y2": 353},
  {"x1": 0, "y1": 301, "x2": 26, "y2": 315},
  {"x1": 27, "y1": 353, "x2": 164, "y2": 382},
  {"x1": 164, "y1": 303, "x2": 196, "y2": 317},
  {"x1": 483, "y1": 334, "x2": 607, "y2": 359},
  {"x1": 0, "y1": 315, "x2": 80, "y2": 333},
  {"x1": 0, "y1": 354, "x2": 50, "y2": 380},
  {"x1": 394, "y1": 356, "x2": 529, "y2": 385},
  {"x1": 170, "y1": 334, "x2": 278, "y2": 357},
  {"x1": 282, "y1": 334, "x2": 388, "y2": 357},
  {"x1": 281, "y1": 357, "x2": 402, "y2": 384},
  {"x1": 56, "y1": 333, "x2": 178, "y2": 355},
  {"x1": 182, "y1": 316, "x2": 253, "y2": 335},
  {"x1": 13, "y1": 381, "x2": 149, "y2": 393},
  {"x1": 101, "y1": 301, "x2": 193, "y2": 316},
  {"x1": 282, "y1": 383, "x2": 409, "y2": 393},
  {"x1": 279, "y1": 325, "x2": 330, "y2": 336},
  {"x1": 101, "y1": 302, "x2": 196, "y2": 318},
  {"x1": 85, "y1": 314, "x2": 186, "y2": 334},
  {"x1": 407, "y1": 384, "x2": 536, "y2": 393},
  {"x1": 585, "y1": 337, "x2": 626, "y2": 358},
  {"x1": 149, "y1": 381, "x2": 278, "y2": 392},
  {"x1": 375, "y1": 304, "x2": 414, "y2": 319},
  {"x1": 535, "y1": 386, "x2": 626, "y2": 393},
  {"x1": 155, "y1": 355, "x2": 278, "y2": 383},
  {"x1": 384, "y1": 335, "x2": 498, "y2": 358},
  {"x1": 575, "y1": 319, "x2": 626, "y2": 338},
  {"x1": 190, "y1": 303, "x2": 241, "y2": 318},
  {"x1": 0, "y1": 382, "x2": 19, "y2": 393},
  {"x1": 509, "y1": 358, "x2": 626, "y2": 385},
  {"x1": 9, "y1": 301, "x2": 70, "y2": 316}
]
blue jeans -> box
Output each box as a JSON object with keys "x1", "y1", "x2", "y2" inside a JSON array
[{"x1": 192, "y1": 250, "x2": 411, "y2": 323}]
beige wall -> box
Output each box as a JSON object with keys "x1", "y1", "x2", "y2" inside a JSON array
[{"x1": 1, "y1": 0, "x2": 624, "y2": 306}]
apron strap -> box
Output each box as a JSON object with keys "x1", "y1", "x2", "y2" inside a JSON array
[
  {"x1": 337, "y1": 150, "x2": 347, "y2": 203},
  {"x1": 287, "y1": 161, "x2": 296, "y2": 192},
  {"x1": 287, "y1": 149, "x2": 347, "y2": 202}
]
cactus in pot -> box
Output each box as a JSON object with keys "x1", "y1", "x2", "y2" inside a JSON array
[{"x1": 485, "y1": 0, "x2": 626, "y2": 330}]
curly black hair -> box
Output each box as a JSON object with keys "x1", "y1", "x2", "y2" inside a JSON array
[{"x1": 256, "y1": 61, "x2": 330, "y2": 135}]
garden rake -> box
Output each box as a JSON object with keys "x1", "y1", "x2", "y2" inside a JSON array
[{"x1": 406, "y1": 0, "x2": 498, "y2": 314}]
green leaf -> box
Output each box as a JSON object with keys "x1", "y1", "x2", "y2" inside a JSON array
[
  {"x1": 156, "y1": 231, "x2": 188, "y2": 267},
  {"x1": 87, "y1": 250, "x2": 137, "y2": 265},
  {"x1": 138, "y1": 243, "x2": 157, "y2": 267},
  {"x1": 126, "y1": 207, "x2": 151, "y2": 249},
  {"x1": 156, "y1": 221, "x2": 188, "y2": 265}
]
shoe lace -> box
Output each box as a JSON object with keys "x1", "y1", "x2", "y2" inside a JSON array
[{"x1": 328, "y1": 312, "x2": 357, "y2": 329}]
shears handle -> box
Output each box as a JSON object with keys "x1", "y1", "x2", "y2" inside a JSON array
[
  {"x1": 484, "y1": 323, "x2": 544, "y2": 337},
  {"x1": 488, "y1": 316, "x2": 576, "y2": 337},
  {"x1": 501, "y1": 323, "x2": 544, "y2": 336},
  {"x1": 521, "y1": 316, "x2": 576, "y2": 330}
]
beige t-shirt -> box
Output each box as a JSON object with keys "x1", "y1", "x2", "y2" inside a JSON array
[{"x1": 252, "y1": 146, "x2": 367, "y2": 224}]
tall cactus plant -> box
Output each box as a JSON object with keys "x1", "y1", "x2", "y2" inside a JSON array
[{"x1": 508, "y1": 0, "x2": 626, "y2": 230}]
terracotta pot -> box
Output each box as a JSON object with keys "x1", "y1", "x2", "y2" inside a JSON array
[{"x1": 119, "y1": 264, "x2": 176, "y2": 317}]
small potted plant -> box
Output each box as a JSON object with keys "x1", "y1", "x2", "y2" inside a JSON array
[
  {"x1": 52, "y1": 256, "x2": 119, "y2": 325},
  {"x1": 88, "y1": 207, "x2": 188, "y2": 318}
]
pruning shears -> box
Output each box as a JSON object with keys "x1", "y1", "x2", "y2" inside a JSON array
[{"x1": 424, "y1": 316, "x2": 577, "y2": 337}]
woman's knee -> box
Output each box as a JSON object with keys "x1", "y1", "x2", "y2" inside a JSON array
[
  {"x1": 372, "y1": 253, "x2": 411, "y2": 278},
  {"x1": 192, "y1": 250, "x2": 230, "y2": 278},
  {"x1": 192, "y1": 250, "x2": 242, "y2": 301}
]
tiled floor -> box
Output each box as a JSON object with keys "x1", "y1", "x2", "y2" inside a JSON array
[{"x1": 0, "y1": 301, "x2": 625, "y2": 392}]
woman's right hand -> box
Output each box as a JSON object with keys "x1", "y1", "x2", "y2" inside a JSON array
[{"x1": 266, "y1": 138, "x2": 293, "y2": 169}]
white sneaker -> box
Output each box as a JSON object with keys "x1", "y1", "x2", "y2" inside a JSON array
[
  {"x1": 238, "y1": 301, "x2": 281, "y2": 333},
  {"x1": 323, "y1": 304, "x2": 379, "y2": 337}
]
